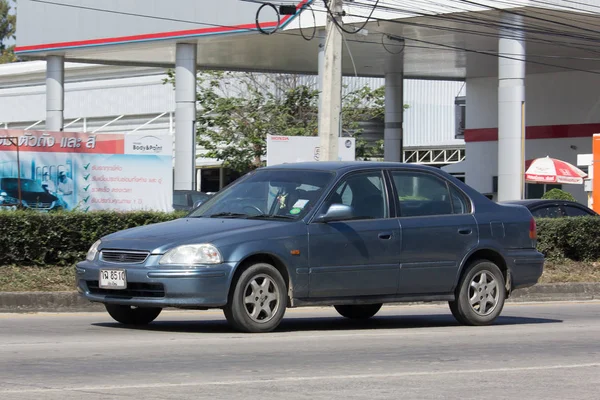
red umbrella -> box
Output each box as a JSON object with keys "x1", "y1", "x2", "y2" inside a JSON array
[{"x1": 525, "y1": 156, "x2": 587, "y2": 184}]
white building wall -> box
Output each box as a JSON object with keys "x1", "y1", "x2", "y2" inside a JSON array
[
  {"x1": 0, "y1": 74, "x2": 174, "y2": 124},
  {"x1": 455, "y1": 70, "x2": 600, "y2": 203},
  {"x1": 467, "y1": 70, "x2": 600, "y2": 129},
  {"x1": 0, "y1": 62, "x2": 464, "y2": 150}
]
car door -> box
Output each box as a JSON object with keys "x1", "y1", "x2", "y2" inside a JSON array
[
  {"x1": 390, "y1": 170, "x2": 479, "y2": 295},
  {"x1": 307, "y1": 170, "x2": 401, "y2": 298}
]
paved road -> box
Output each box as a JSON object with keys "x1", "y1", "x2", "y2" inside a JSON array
[{"x1": 1, "y1": 302, "x2": 599, "y2": 400}]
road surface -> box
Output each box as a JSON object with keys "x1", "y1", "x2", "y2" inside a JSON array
[{"x1": 1, "y1": 301, "x2": 599, "y2": 399}]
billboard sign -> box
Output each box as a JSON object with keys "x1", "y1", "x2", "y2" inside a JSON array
[
  {"x1": 266, "y1": 135, "x2": 356, "y2": 166},
  {"x1": 0, "y1": 129, "x2": 173, "y2": 212}
]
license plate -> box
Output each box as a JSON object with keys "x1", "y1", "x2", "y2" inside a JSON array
[{"x1": 99, "y1": 269, "x2": 127, "y2": 290}]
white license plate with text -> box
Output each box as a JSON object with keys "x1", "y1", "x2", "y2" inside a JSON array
[{"x1": 99, "y1": 269, "x2": 127, "y2": 290}]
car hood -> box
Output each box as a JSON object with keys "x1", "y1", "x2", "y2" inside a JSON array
[
  {"x1": 99, "y1": 217, "x2": 278, "y2": 254},
  {"x1": 3, "y1": 189, "x2": 57, "y2": 203}
]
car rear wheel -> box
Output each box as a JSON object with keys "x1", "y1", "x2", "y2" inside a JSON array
[
  {"x1": 449, "y1": 260, "x2": 506, "y2": 326},
  {"x1": 105, "y1": 304, "x2": 162, "y2": 325},
  {"x1": 334, "y1": 304, "x2": 382, "y2": 320},
  {"x1": 223, "y1": 263, "x2": 287, "y2": 333}
]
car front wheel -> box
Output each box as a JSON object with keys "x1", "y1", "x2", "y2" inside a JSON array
[
  {"x1": 224, "y1": 263, "x2": 287, "y2": 333},
  {"x1": 105, "y1": 304, "x2": 162, "y2": 325},
  {"x1": 449, "y1": 260, "x2": 506, "y2": 326}
]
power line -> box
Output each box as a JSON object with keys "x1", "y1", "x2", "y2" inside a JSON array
[{"x1": 347, "y1": 0, "x2": 600, "y2": 56}]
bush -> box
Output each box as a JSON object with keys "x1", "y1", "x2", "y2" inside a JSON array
[
  {"x1": 0, "y1": 210, "x2": 186, "y2": 267},
  {"x1": 1, "y1": 210, "x2": 599, "y2": 267},
  {"x1": 542, "y1": 188, "x2": 576, "y2": 202},
  {"x1": 536, "y1": 217, "x2": 600, "y2": 261}
]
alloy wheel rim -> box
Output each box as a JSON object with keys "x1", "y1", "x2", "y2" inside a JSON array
[
  {"x1": 468, "y1": 270, "x2": 500, "y2": 316},
  {"x1": 243, "y1": 274, "x2": 280, "y2": 323}
]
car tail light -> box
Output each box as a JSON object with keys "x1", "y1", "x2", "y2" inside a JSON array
[{"x1": 529, "y1": 217, "x2": 537, "y2": 240}]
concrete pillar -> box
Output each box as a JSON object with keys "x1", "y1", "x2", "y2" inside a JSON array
[
  {"x1": 498, "y1": 13, "x2": 526, "y2": 201},
  {"x1": 384, "y1": 52, "x2": 404, "y2": 162},
  {"x1": 174, "y1": 43, "x2": 197, "y2": 191},
  {"x1": 46, "y1": 56, "x2": 64, "y2": 131},
  {"x1": 317, "y1": 28, "x2": 325, "y2": 133}
]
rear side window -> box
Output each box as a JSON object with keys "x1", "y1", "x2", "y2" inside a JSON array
[
  {"x1": 564, "y1": 205, "x2": 592, "y2": 217},
  {"x1": 173, "y1": 192, "x2": 188, "y2": 206},
  {"x1": 449, "y1": 186, "x2": 470, "y2": 214},
  {"x1": 392, "y1": 171, "x2": 468, "y2": 217}
]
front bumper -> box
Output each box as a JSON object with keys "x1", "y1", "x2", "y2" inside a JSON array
[{"x1": 76, "y1": 260, "x2": 236, "y2": 309}]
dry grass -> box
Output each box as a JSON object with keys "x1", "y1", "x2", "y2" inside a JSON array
[
  {"x1": 539, "y1": 260, "x2": 600, "y2": 284},
  {"x1": 0, "y1": 261, "x2": 599, "y2": 292},
  {"x1": 0, "y1": 266, "x2": 76, "y2": 292}
]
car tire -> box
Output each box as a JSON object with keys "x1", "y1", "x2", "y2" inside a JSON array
[
  {"x1": 105, "y1": 304, "x2": 162, "y2": 325},
  {"x1": 449, "y1": 260, "x2": 506, "y2": 326},
  {"x1": 223, "y1": 263, "x2": 287, "y2": 333},
  {"x1": 334, "y1": 304, "x2": 382, "y2": 320}
]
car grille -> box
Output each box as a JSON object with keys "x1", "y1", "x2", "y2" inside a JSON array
[
  {"x1": 100, "y1": 250, "x2": 149, "y2": 264},
  {"x1": 86, "y1": 281, "x2": 165, "y2": 298}
]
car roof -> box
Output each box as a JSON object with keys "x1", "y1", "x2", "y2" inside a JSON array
[{"x1": 261, "y1": 161, "x2": 443, "y2": 173}]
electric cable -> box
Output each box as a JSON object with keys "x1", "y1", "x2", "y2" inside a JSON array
[
  {"x1": 255, "y1": 3, "x2": 281, "y2": 35},
  {"x1": 381, "y1": 34, "x2": 405, "y2": 54},
  {"x1": 299, "y1": 3, "x2": 317, "y2": 40},
  {"x1": 322, "y1": 0, "x2": 380, "y2": 34}
]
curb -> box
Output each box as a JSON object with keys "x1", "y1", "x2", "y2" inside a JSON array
[{"x1": 0, "y1": 283, "x2": 599, "y2": 313}]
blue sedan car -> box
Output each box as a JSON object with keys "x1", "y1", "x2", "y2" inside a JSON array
[{"x1": 77, "y1": 162, "x2": 544, "y2": 332}]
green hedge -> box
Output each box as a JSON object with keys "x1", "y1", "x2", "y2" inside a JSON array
[
  {"x1": 0, "y1": 211, "x2": 186, "y2": 267},
  {"x1": 536, "y1": 217, "x2": 600, "y2": 261},
  {"x1": 1, "y1": 211, "x2": 599, "y2": 267}
]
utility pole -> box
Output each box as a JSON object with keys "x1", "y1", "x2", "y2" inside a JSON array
[{"x1": 318, "y1": 0, "x2": 343, "y2": 162}]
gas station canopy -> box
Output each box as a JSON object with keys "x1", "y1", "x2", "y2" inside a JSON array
[{"x1": 16, "y1": 0, "x2": 600, "y2": 79}]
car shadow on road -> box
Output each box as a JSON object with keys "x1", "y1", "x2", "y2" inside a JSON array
[{"x1": 92, "y1": 313, "x2": 562, "y2": 334}]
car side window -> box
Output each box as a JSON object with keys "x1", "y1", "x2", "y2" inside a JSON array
[
  {"x1": 564, "y1": 205, "x2": 592, "y2": 217},
  {"x1": 173, "y1": 192, "x2": 188, "y2": 207},
  {"x1": 531, "y1": 206, "x2": 562, "y2": 218},
  {"x1": 391, "y1": 171, "x2": 455, "y2": 217},
  {"x1": 449, "y1": 185, "x2": 471, "y2": 214},
  {"x1": 326, "y1": 172, "x2": 388, "y2": 220}
]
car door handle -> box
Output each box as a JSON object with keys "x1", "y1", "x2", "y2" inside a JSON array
[
  {"x1": 458, "y1": 228, "x2": 472, "y2": 235},
  {"x1": 378, "y1": 232, "x2": 393, "y2": 240}
]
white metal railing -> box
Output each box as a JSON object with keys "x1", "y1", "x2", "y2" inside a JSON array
[
  {"x1": 403, "y1": 148, "x2": 466, "y2": 165},
  {"x1": 129, "y1": 112, "x2": 168, "y2": 134},
  {"x1": 25, "y1": 120, "x2": 43, "y2": 130},
  {"x1": 92, "y1": 115, "x2": 125, "y2": 133}
]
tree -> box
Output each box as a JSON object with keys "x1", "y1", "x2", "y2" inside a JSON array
[
  {"x1": 542, "y1": 188, "x2": 576, "y2": 202},
  {"x1": 165, "y1": 70, "x2": 407, "y2": 173},
  {"x1": 0, "y1": 0, "x2": 16, "y2": 64}
]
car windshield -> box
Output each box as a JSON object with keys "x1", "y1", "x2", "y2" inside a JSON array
[
  {"x1": 189, "y1": 169, "x2": 334, "y2": 220},
  {"x1": 1, "y1": 178, "x2": 47, "y2": 193}
]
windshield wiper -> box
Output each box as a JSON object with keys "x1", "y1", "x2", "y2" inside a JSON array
[
  {"x1": 246, "y1": 214, "x2": 296, "y2": 220},
  {"x1": 208, "y1": 212, "x2": 249, "y2": 218}
]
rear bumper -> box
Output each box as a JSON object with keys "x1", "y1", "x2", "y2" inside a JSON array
[{"x1": 507, "y1": 249, "x2": 545, "y2": 290}]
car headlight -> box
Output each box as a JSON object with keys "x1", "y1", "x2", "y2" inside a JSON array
[
  {"x1": 0, "y1": 194, "x2": 19, "y2": 204},
  {"x1": 86, "y1": 240, "x2": 101, "y2": 261},
  {"x1": 159, "y1": 244, "x2": 222, "y2": 266}
]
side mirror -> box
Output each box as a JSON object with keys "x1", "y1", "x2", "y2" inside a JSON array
[
  {"x1": 193, "y1": 200, "x2": 205, "y2": 208},
  {"x1": 314, "y1": 204, "x2": 353, "y2": 223}
]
